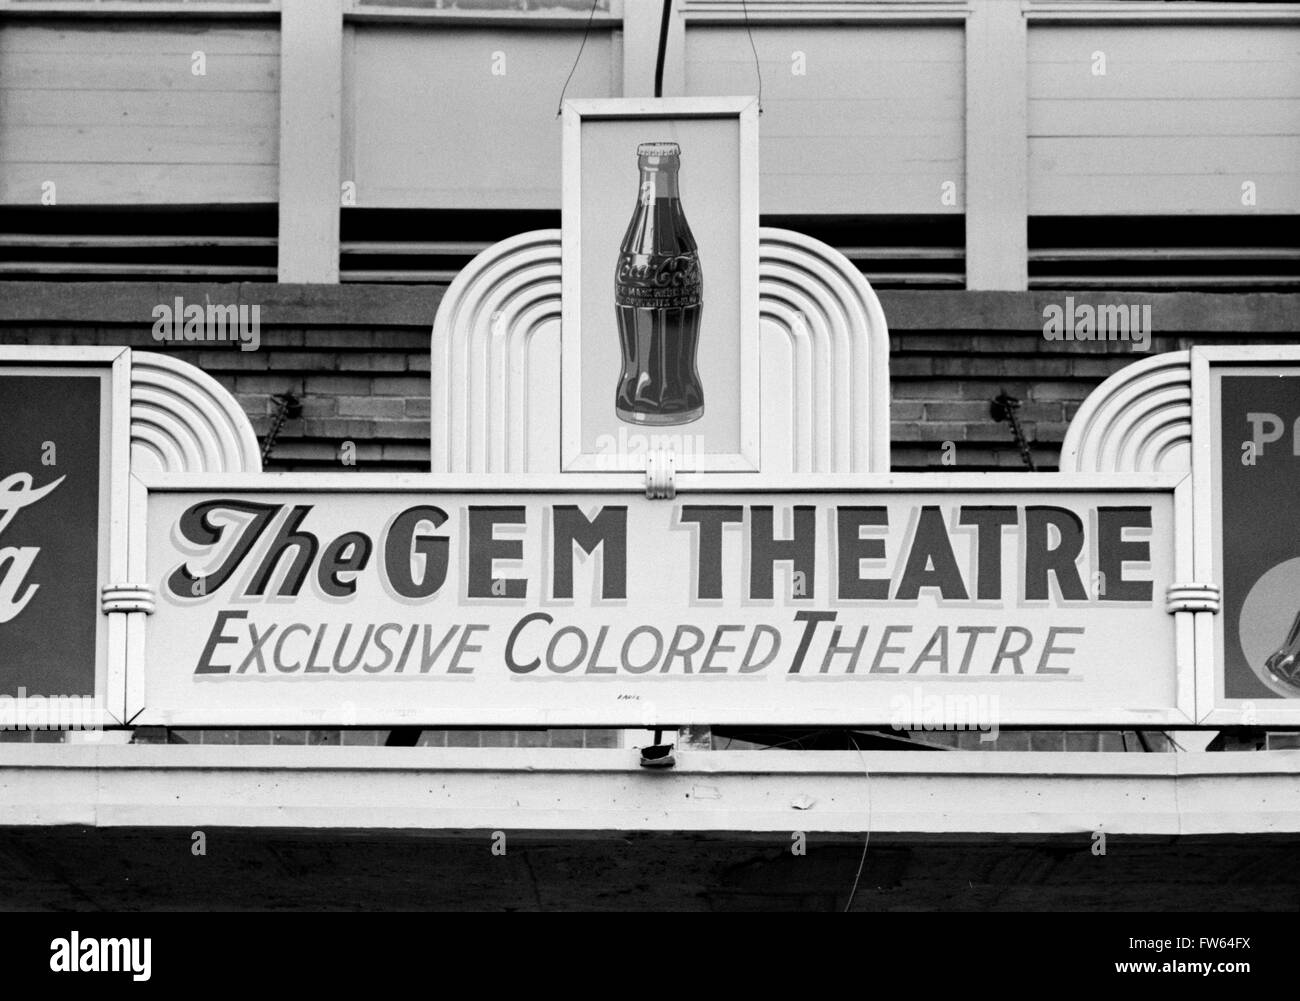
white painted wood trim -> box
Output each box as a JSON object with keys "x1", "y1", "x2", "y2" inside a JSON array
[
  {"x1": 682, "y1": 1, "x2": 971, "y2": 25},
  {"x1": 342, "y1": 0, "x2": 623, "y2": 27},
  {"x1": 3, "y1": 746, "x2": 1298, "y2": 835},
  {"x1": 1174, "y1": 474, "x2": 1198, "y2": 724},
  {"x1": 104, "y1": 351, "x2": 132, "y2": 725},
  {"x1": 966, "y1": 0, "x2": 1028, "y2": 291},
  {"x1": 125, "y1": 474, "x2": 150, "y2": 724},
  {"x1": 1025, "y1": 1, "x2": 1300, "y2": 24},
  {"x1": 277, "y1": 0, "x2": 343, "y2": 283},
  {"x1": 621, "y1": 0, "x2": 661, "y2": 97},
  {"x1": 0, "y1": 1, "x2": 281, "y2": 14},
  {"x1": 137, "y1": 470, "x2": 1187, "y2": 492}
]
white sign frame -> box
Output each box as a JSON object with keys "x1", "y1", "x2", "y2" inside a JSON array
[
  {"x1": 0, "y1": 346, "x2": 131, "y2": 728},
  {"x1": 1191, "y1": 345, "x2": 1300, "y2": 725},
  {"x1": 560, "y1": 96, "x2": 761, "y2": 475},
  {"x1": 129, "y1": 469, "x2": 1197, "y2": 729}
]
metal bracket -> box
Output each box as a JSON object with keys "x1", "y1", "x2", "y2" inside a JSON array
[
  {"x1": 645, "y1": 447, "x2": 676, "y2": 499},
  {"x1": 102, "y1": 584, "x2": 156, "y2": 615},
  {"x1": 1166, "y1": 583, "x2": 1221, "y2": 614}
]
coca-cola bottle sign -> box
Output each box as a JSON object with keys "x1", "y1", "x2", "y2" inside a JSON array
[{"x1": 614, "y1": 142, "x2": 705, "y2": 426}]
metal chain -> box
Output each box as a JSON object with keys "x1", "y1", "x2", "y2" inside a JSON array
[
  {"x1": 260, "y1": 391, "x2": 301, "y2": 464},
  {"x1": 991, "y1": 392, "x2": 1036, "y2": 471}
]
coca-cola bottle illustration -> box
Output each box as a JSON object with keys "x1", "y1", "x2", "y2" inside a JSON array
[
  {"x1": 1263, "y1": 604, "x2": 1300, "y2": 694},
  {"x1": 614, "y1": 141, "x2": 704, "y2": 426}
]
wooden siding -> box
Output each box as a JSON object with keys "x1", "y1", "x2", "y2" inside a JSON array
[
  {"x1": 0, "y1": 19, "x2": 279, "y2": 204},
  {"x1": 1028, "y1": 24, "x2": 1300, "y2": 215},
  {"x1": 343, "y1": 25, "x2": 617, "y2": 209},
  {"x1": 684, "y1": 24, "x2": 966, "y2": 215}
]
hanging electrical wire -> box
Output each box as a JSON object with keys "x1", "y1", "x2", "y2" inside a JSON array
[
  {"x1": 740, "y1": 0, "x2": 764, "y2": 113},
  {"x1": 556, "y1": 0, "x2": 602, "y2": 116}
]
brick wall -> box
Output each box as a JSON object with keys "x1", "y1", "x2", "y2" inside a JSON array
[{"x1": 0, "y1": 327, "x2": 1282, "y2": 473}]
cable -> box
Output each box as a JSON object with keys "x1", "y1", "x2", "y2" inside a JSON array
[
  {"x1": 842, "y1": 734, "x2": 872, "y2": 912},
  {"x1": 556, "y1": 0, "x2": 602, "y2": 117},
  {"x1": 654, "y1": 0, "x2": 673, "y2": 98},
  {"x1": 740, "y1": 0, "x2": 763, "y2": 113}
]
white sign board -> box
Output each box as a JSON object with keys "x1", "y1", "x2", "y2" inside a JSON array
[{"x1": 138, "y1": 482, "x2": 1187, "y2": 727}]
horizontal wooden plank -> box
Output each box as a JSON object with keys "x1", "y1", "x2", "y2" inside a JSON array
[
  {"x1": 762, "y1": 173, "x2": 965, "y2": 214},
  {"x1": 0, "y1": 51, "x2": 278, "y2": 90},
  {"x1": 1029, "y1": 97, "x2": 1300, "y2": 138},
  {"x1": 345, "y1": 186, "x2": 559, "y2": 210},
  {"x1": 339, "y1": 269, "x2": 461, "y2": 282},
  {"x1": 3, "y1": 283, "x2": 1295, "y2": 334},
  {"x1": 874, "y1": 290, "x2": 1300, "y2": 332},
  {"x1": 1029, "y1": 171, "x2": 1300, "y2": 215},
  {"x1": 0, "y1": 22, "x2": 280, "y2": 56},
  {"x1": 1029, "y1": 24, "x2": 1300, "y2": 62},
  {"x1": 339, "y1": 240, "x2": 492, "y2": 256},
  {"x1": 1028, "y1": 61, "x2": 1300, "y2": 99},
  {"x1": 338, "y1": 268, "x2": 964, "y2": 286},
  {"x1": 762, "y1": 135, "x2": 964, "y2": 167},
  {"x1": 335, "y1": 242, "x2": 966, "y2": 264},
  {"x1": 0, "y1": 125, "x2": 278, "y2": 165},
  {"x1": 0, "y1": 89, "x2": 280, "y2": 127},
  {"x1": 1030, "y1": 136, "x2": 1300, "y2": 175},
  {"x1": 0, "y1": 162, "x2": 278, "y2": 204},
  {"x1": 0, "y1": 1, "x2": 278, "y2": 13},
  {"x1": 0, "y1": 234, "x2": 277, "y2": 248},
  {"x1": 346, "y1": 8, "x2": 621, "y2": 29},
  {"x1": 1031, "y1": 247, "x2": 1300, "y2": 262},
  {"x1": 1029, "y1": 275, "x2": 1300, "y2": 289},
  {"x1": 0, "y1": 280, "x2": 446, "y2": 326},
  {"x1": 859, "y1": 272, "x2": 964, "y2": 286},
  {"x1": 0, "y1": 261, "x2": 277, "y2": 276},
  {"x1": 1025, "y1": 4, "x2": 1300, "y2": 26},
  {"x1": 2, "y1": 283, "x2": 1289, "y2": 332},
  {"x1": 837, "y1": 246, "x2": 964, "y2": 260},
  {"x1": 756, "y1": 102, "x2": 965, "y2": 137},
  {"x1": 686, "y1": 23, "x2": 965, "y2": 63},
  {"x1": 691, "y1": 63, "x2": 967, "y2": 102}
]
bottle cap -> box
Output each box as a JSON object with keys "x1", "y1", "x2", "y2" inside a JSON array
[{"x1": 637, "y1": 142, "x2": 681, "y2": 158}]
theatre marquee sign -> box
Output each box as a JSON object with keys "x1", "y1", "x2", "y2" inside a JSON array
[
  {"x1": 11, "y1": 344, "x2": 1300, "y2": 729},
  {"x1": 136, "y1": 481, "x2": 1184, "y2": 727}
]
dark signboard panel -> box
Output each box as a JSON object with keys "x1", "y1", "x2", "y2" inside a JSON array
[
  {"x1": 0, "y1": 374, "x2": 103, "y2": 697},
  {"x1": 1218, "y1": 374, "x2": 1300, "y2": 702}
]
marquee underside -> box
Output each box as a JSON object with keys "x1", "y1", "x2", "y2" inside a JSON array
[{"x1": 2, "y1": 747, "x2": 1297, "y2": 836}]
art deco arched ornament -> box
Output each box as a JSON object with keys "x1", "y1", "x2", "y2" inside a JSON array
[
  {"x1": 1059, "y1": 350, "x2": 1192, "y2": 476},
  {"x1": 429, "y1": 227, "x2": 890, "y2": 482},
  {"x1": 129, "y1": 350, "x2": 263, "y2": 477}
]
